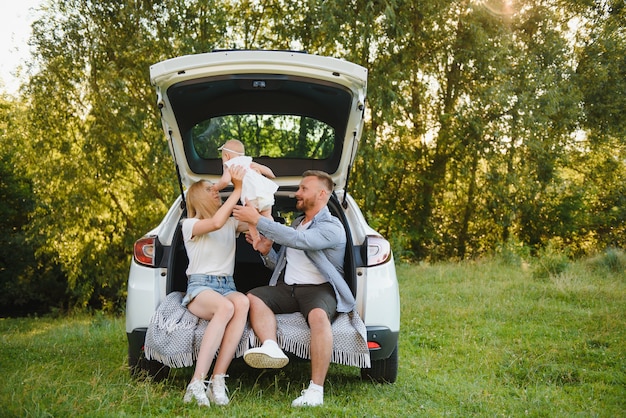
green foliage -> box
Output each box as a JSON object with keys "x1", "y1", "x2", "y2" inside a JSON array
[
  {"x1": 494, "y1": 238, "x2": 532, "y2": 267},
  {"x1": 585, "y1": 247, "x2": 626, "y2": 275},
  {"x1": 576, "y1": 0, "x2": 626, "y2": 138},
  {"x1": 0, "y1": 95, "x2": 67, "y2": 316},
  {"x1": 532, "y1": 241, "x2": 571, "y2": 279},
  {"x1": 1, "y1": 260, "x2": 625, "y2": 416}
]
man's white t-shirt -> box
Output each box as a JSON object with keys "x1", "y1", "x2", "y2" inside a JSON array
[
  {"x1": 182, "y1": 217, "x2": 238, "y2": 277},
  {"x1": 284, "y1": 220, "x2": 327, "y2": 285}
]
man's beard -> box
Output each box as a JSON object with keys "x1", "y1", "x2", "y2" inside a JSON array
[{"x1": 295, "y1": 198, "x2": 310, "y2": 211}]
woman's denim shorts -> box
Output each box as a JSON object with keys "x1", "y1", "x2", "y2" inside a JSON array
[{"x1": 181, "y1": 274, "x2": 237, "y2": 307}]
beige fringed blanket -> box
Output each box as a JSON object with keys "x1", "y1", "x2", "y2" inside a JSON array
[{"x1": 145, "y1": 291, "x2": 371, "y2": 369}]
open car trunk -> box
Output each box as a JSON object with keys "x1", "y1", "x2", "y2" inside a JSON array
[{"x1": 150, "y1": 50, "x2": 368, "y2": 194}]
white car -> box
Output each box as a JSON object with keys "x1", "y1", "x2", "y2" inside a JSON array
[{"x1": 126, "y1": 50, "x2": 400, "y2": 383}]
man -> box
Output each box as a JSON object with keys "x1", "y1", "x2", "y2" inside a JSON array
[{"x1": 232, "y1": 170, "x2": 355, "y2": 407}]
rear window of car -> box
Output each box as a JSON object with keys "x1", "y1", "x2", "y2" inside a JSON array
[{"x1": 191, "y1": 114, "x2": 336, "y2": 160}]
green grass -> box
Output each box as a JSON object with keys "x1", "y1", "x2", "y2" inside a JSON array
[{"x1": 1, "y1": 258, "x2": 625, "y2": 417}]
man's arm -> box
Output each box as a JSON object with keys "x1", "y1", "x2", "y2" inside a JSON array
[
  {"x1": 257, "y1": 216, "x2": 344, "y2": 251},
  {"x1": 233, "y1": 205, "x2": 344, "y2": 251}
]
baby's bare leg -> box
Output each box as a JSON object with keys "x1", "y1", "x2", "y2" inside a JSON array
[
  {"x1": 245, "y1": 199, "x2": 261, "y2": 249},
  {"x1": 259, "y1": 207, "x2": 273, "y2": 220},
  {"x1": 251, "y1": 203, "x2": 274, "y2": 250}
]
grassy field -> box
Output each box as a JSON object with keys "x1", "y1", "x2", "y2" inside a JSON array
[{"x1": 1, "y1": 256, "x2": 625, "y2": 417}]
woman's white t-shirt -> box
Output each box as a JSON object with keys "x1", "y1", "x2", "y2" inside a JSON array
[{"x1": 182, "y1": 217, "x2": 238, "y2": 277}]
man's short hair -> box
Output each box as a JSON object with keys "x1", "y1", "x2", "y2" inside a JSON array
[{"x1": 302, "y1": 170, "x2": 334, "y2": 193}]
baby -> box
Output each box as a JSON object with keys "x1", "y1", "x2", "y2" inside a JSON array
[{"x1": 213, "y1": 139, "x2": 278, "y2": 249}]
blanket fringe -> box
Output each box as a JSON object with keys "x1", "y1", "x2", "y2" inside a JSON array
[
  {"x1": 332, "y1": 350, "x2": 371, "y2": 369},
  {"x1": 144, "y1": 292, "x2": 371, "y2": 369},
  {"x1": 278, "y1": 334, "x2": 310, "y2": 360},
  {"x1": 145, "y1": 347, "x2": 195, "y2": 369}
]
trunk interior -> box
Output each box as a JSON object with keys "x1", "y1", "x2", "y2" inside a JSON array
[{"x1": 165, "y1": 193, "x2": 358, "y2": 297}]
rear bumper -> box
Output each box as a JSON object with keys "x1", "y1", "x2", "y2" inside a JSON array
[
  {"x1": 366, "y1": 326, "x2": 399, "y2": 361},
  {"x1": 127, "y1": 328, "x2": 147, "y2": 365}
]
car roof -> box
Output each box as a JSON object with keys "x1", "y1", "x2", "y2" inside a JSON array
[{"x1": 150, "y1": 50, "x2": 368, "y2": 191}]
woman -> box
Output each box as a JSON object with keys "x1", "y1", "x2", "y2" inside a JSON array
[{"x1": 181, "y1": 165, "x2": 249, "y2": 407}]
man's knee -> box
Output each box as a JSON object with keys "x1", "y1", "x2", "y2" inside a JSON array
[
  {"x1": 307, "y1": 308, "x2": 331, "y2": 328},
  {"x1": 247, "y1": 292, "x2": 267, "y2": 311}
]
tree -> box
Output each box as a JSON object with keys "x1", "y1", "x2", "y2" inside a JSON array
[
  {"x1": 572, "y1": 0, "x2": 626, "y2": 250},
  {"x1": 0, "y1": 94, "x2": 66, "y2": 316},
  {"x1": 22, "y1": 0, "x2": 215, "y2": 311}
]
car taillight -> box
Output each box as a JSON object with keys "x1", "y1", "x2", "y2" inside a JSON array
[
  {"x1": 134, "y1": 235, "x2": 160, "y2": 267},
  {"x1": 365, "y1": 236, "x2": 392, "y2": 266}
]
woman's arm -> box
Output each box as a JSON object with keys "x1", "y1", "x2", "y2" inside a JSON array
[
  {"x1": 192, "y1": 166, "x2": 244, "y2": 236},
  {"x1": 212, "y1": 165, "x2": 232, "y2": 191}
]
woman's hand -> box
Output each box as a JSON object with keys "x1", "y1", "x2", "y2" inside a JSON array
[{"x1": 229, "y1": 165, "x2": 245, "y2": 189}]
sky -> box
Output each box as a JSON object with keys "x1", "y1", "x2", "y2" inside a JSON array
[{"x1": 0, "y1": 0, "x2": 42, "y2": 95}]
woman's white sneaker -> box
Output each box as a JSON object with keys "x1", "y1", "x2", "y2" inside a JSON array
[
  {"x1": 183, "y1": 379, "x2": 210, "y2": 407},
  {"x1": 208, "y1": 374, "x2": 229, "y2": 405}
]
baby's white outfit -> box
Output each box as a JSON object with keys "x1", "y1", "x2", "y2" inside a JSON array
[{"x1": 224, "y1": 155, "x2": 278, "y2": 211}]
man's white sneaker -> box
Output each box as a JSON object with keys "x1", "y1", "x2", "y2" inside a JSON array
[
  {"x1": 183, "y1": 379, "x2": 210, "y2": 407},
  {"x1": 291, "y1": 385, "x2": 324, "y2": 407},
  {"x1": 208, "y1": 374, "x2": 229, "y2": 406},
  {"x1": 243, "y1": 341, "x2": 289, "y2": 369}
]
